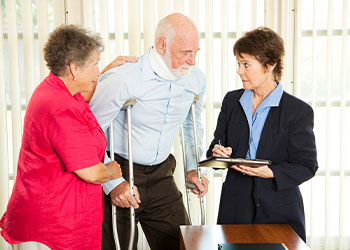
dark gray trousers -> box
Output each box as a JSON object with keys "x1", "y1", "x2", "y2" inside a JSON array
[{"x1": 101, "y1": 154, "x2": 189, "y2": 250}]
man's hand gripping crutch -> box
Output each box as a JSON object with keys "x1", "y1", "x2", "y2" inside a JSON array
[{"x1": 181, "y1": 95, "x2": 209, "y2": 225}]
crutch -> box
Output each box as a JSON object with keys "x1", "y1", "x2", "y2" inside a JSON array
[
  {"x1": 109, "y1": 123, "x2": 121, "y2": 250},
  {"x1": 111, "y1": 99, "x2": 136, "y2": 250},
  {"x1": 180, "y1": 95, "x2": 205, "y2": 225}
]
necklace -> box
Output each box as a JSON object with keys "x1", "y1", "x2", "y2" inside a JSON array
[{"x1": 252, "y1": 82, "x2": 277, "y2": 111}]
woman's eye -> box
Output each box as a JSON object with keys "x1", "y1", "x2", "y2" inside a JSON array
[{"x1": 237, "y1": 62, "x2": 249, "y2": 68}]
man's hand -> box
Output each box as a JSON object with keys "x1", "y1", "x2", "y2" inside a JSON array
[
  {"x1": 110, "y1": 181, "x2": 141, "y2": 209},
  {"x1": 186, "y1": 170, "x2": 209, "y2": 198},
  {"x1": 101, "y1": 56, "x2": 138, "y2": 74}
]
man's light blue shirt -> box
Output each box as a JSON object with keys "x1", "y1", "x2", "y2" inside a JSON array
[
  {"x1": 239, "y1": 83, "x2": 283, "y2": 159},
  {"x1": 90, "y1": 49, "x2": 205, "y2": 194}
]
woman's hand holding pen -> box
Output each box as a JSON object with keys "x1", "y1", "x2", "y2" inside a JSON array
[
  {"x1": 212, "y1": 140, "x2": 232, "y2": 157},
  {"x1": 211, "y1": 140, "x2": 274, "y2": 178}
]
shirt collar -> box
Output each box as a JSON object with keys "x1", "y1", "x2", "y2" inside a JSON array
[
  {"x1": 240, "y1": 82, "x2": 283, "y2": 111},
  {"x1": 47, "y1": 72, "x2": 86, "y2": 102},
  {"x1": 141, "y1": 47, "x2": 177, "y2": 81},
  {"x1": 47, "y1": 72, "x2": 71, "y2": 92}
]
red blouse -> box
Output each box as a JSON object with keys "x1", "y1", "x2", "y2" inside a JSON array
[{"x1": 0, "y1": 72, "x2": 107, "y2": 250}]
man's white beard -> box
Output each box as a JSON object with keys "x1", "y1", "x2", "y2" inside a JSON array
[{"x1": 162, "y1": 49, "x2": 193, "y2": 78}]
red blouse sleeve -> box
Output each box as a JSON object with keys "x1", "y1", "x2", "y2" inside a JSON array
[{"x1": 49, "y1": 105, "x2": 105, "y2": 172}]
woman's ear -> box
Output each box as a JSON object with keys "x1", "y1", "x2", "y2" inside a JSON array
[
  {"x1": 155, "y1": 37, "x2": 167, "y2": 56},
  {"x1": 69, "y1": 61, "x2": 79, "y2": 80},
  {"x1": 267, "y1": 63, "x2": 277, "y2": 73}
]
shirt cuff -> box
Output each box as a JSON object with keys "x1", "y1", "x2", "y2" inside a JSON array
[
  {"x1": 186, "y1": 156, "x2": 198, "y2": 172},
  {"x1": 103, "y1": 177, "x2": 126, "y2": 195}
]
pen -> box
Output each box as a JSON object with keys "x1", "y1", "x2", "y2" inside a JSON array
[{"x1": 219, "y1": 139, "x2": 230, "y2": 157}]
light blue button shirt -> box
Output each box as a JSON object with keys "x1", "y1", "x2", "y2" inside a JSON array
[
  {"x1": 90, "y1": 49, "x2": 205, "y2": 194},
  {"x1": 239, "y1": 83, "x2": 283, "y2": 159}
]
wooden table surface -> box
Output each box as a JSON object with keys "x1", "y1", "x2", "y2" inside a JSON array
[{"x1": 180, "y1": 224, "x2": 310, "y2": 250}]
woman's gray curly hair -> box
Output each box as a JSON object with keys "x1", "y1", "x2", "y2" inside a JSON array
[{"x1": 44, "y1": 24, "x2": 104, "y2": 76}]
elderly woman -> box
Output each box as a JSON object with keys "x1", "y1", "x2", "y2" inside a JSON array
[
  {"x1": 207, "y1": 27, "x2": 318, "y2": 242},
  {"x1": 0, "y1": 25, "x2": 128, "y2": 250}
]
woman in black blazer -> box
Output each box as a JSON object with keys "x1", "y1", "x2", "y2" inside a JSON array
[{"x1": 207, "y1": 27, "x2": 318, "y2": 242}]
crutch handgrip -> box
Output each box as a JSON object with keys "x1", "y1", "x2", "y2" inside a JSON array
[{"x1": 185, "y1": 181, "x2": 199, "y2": 191}]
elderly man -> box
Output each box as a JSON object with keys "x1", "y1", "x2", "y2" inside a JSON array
[{"x1": 90, "y1": 13, "x2": 208, "y2": 250}]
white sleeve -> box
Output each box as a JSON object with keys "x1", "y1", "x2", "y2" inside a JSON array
[
  {"x1": 181, "y1": 72, "x2": 206, "y2": 172},
  {"x1": 89, "y1": 71, "x2": 129, "y2": 132}
]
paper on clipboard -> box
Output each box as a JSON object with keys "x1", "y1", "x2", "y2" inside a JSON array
[{"x1": 198, "y1": 156, "x2": 271, "y2": 168}]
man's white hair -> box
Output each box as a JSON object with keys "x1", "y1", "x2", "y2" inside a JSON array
[{"x1": 154, "y1": 17, "x2": 176, "y2": 47}]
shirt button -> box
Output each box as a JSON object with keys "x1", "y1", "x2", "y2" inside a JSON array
[{"x1": 256, "y1": 203, "x2": 260, "y2": 207}]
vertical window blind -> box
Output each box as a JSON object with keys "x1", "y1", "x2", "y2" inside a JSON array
[
  {"x1": 294, "y1": 1, "x2": 350, "y2": 250},
  {"x1": 0, "y1": 1, "x2": 349, "y2": 249}
]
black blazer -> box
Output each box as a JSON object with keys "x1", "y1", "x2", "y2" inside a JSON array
[{"x1": 207, "y1": 89, "x2": 318, "y2": 242}]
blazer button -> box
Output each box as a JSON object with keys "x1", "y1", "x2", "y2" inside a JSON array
[{"x1": 256, "y1": 203, "x2": 260, "y2": 207}]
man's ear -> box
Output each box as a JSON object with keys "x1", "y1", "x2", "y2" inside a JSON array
[{"x1": 156, "y1": 37, "x2": 166, "y2": 56}]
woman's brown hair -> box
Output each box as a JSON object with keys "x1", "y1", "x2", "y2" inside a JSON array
[{"x1": 233, "y1": 27, "x2": 285, "y2": 81}]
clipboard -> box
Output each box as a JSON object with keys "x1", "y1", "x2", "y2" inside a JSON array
[{"x1": 198, "y1": 156, "x2": 271, "y2": 168}]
